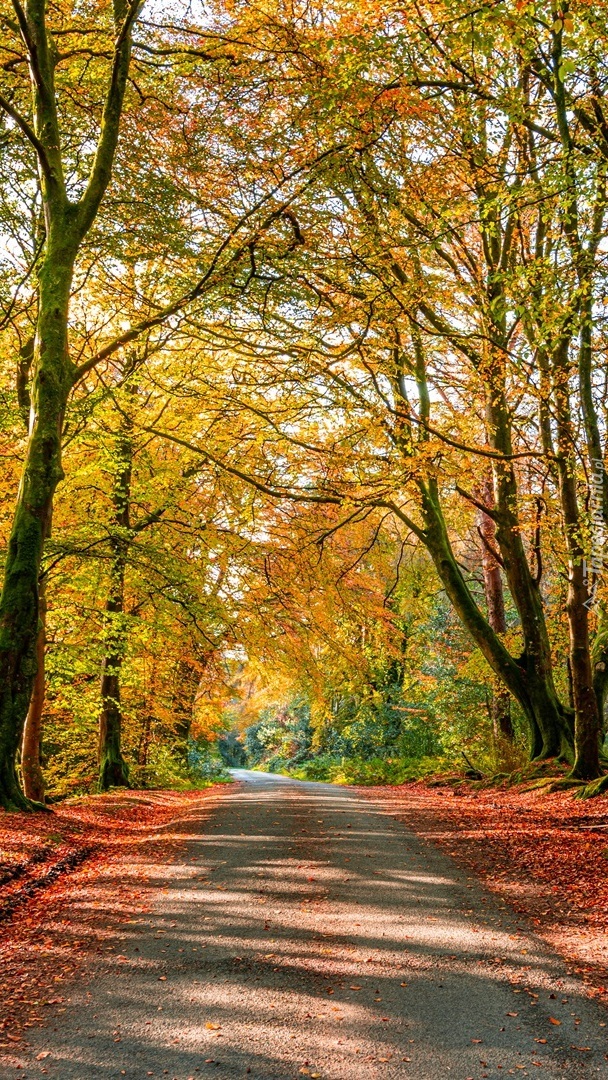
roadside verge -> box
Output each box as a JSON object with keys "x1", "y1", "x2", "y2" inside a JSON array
[
  {"x1": 362, "y1": 782, "x2": 608, "y2": 1003},
  {"x1": 0, "y1": 787, "x2": 223, "y2": 1054}
]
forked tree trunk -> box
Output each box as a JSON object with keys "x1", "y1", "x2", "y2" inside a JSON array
[
  {"x1": 394, "y1": 329, "x2": 573, "y2": 763},
  {"x1": 0, "y1": 0, "x2": 138, "y2": 809},
  {"x1": 418, "y1": 478, "x2": 572, "y2": 759},
  {"x1": 484, "y1": 379, "x2": 573, "y2": 761}
]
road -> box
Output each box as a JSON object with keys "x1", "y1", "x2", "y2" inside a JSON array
[{"x1": 21, "y1": 771, "x2": 608, "y2": 1079}]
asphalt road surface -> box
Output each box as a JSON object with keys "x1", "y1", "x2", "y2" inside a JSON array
[{"x1": 21, "y1": 771, "x2": 608, "y2": 1079}]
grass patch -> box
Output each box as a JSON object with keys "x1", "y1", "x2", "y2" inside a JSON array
[{"x1": 267, "y1": 754, "x2": 452, "y2": 785}]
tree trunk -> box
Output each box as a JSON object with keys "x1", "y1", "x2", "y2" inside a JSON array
[
  {"x1": 98, "y1": 556, "x2": 130, "y2": 790},
  {"x1": 484, "y1": 390, "x2": 572, "y2": 759},
  {"x1": 172, "y1": 658, "x2": 201, "y2": 764},
  {"x1": 99, "y1": 648, "x2": 130, "y2": 790},
  {"x1": 0, "y1": 0, "x2": 138, "y2": 808},
  {"x1": 98, "y1": 429, "x2": 133, "y2": 791},
  {"x1": 138, "y1": 712, "x2": 153, "y2": 768},
  {"x1": 419, "y1": 479, "x2": 571, "y2": 759},
  {"x1": 397, "y1": 327, "x2": 571, "y2": 762},
  {"x1": 476, "y1": 478, "x2": 514, "y2": 742},
  {"x1": 567, "y1": 572, "x2": 601, "y2": 778},
  {"x1": 553, "y1": 346, "x2": 602, "y2": 780},
  {"x1": 0, "y1": 247, "x2": 74, "y2": 809},
  {"x1": 577, "y1": 299, "x2": 608, "y2": 732},
  {"x1": 21, "y1": 578, "x2": 47, "y2": 803}
]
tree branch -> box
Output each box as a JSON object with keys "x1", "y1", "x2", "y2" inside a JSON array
[
  {"x1": 0, "y1": 92, "x2": 52, "y2": 178},
  {"x1": 76, "y1": 0, "x2": 143, "y2": 236}
]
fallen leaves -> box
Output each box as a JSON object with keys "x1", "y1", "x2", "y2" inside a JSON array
[
  {"x1": 364, "y1": 783, "x2": 608, "y2": 999},
  {"x1": 548, "y1": 1017, "x2": 561, "y2": 1026},
  {"x1": 0, "y1": 788, "x2": 222, "y2": 1059}
]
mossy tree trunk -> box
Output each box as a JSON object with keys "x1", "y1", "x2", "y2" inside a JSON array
[
  {"x1": 383, "y1": 179, "x2": 574, "y2": 764},
  {"x1": 417, "y1": 479, "x2": 571, "y2": 759},
  {"x1": 0, "y1": 0, "x2": 140, "y2": 808},
  {"x1": 0, "y1": 246, "x2": 75, "y2": 809},
  {"x1": 485, "y1": 383, "x2": 573, "y2": 761},
  {"x1": 21, "y1": 576, "x2": 47, "y2": 803},
  {"x1": 549, "y1": 53, "x2": 605, "y2": 778},
  {"x1": 392, "y1": 323, "x2": 573, "y2": 763}
]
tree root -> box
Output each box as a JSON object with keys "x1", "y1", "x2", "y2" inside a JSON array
[
  {"x1": 529, "y1": 777, "x2": 586, "y2": 794},
  {"x1": 572, "y1": 774, "x2": 608, "y2": 800},
  {"x1": 0, "y1": 793, "x2": 51, "y2": 813}
]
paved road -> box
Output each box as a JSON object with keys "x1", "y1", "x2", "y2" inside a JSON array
[{"x1": 21, "y1": 771, "x2": 608, "y2": 1079}]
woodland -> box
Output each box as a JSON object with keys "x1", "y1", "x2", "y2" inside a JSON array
[{"x1": 2, "y1": 0, "x2": 608, "y2": 811}]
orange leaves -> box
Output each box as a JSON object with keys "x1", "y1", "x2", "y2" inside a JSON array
[
  {"x1": 369, "y1": 782, "x2": 608, "y2": 1000},
  {"x1": 0, "y1": 788, "x2": 218, "y2": 1044}
]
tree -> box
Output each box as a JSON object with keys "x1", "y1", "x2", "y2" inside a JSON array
[
  {"x1": 0, "y1": 0, "x2": 144, "y2": 807},
  {"x1": 170, "y1": 1, "x2": 608, "y2": 780},
  {"x1": 0, "y1": 0, "x2": 343, "y2": 807}
]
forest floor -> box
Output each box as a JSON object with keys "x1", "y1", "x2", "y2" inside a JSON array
[
  {"x1": 364, "y1": 782, "x2": 608, "y2": 1002},
  {"x1": 0, "y1": 787, "x2": 224, "y2": 1056}
]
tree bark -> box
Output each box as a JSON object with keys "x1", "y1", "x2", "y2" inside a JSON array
[
  {"x1": 483, "y1": 371, "x2": 573, "y2": 760},
  {"x1": 0, "y1": 0, "x2": 138, "y2": 809},
  {"x1": 0, "y1": 244, "x2": 74, "y2": 809},
  {"x1": 98, "y1": 567, "x2": 130, "y2": 790},
  {"x1": 420, "y1": 477, "x2": 573, "y2": 760},
  {"x1": 21, "y1": 577, "x2": 47, "y2": 803},
  {"x1": 172, "y1": 660, "x2": 198, "y2": 764},
  {"x1": 553, "y1": 343, "x2": 602, "y2": 779},
  {"x1": 476, "y1": 478, "x2": 514, "y2": 742},
  {"x1": 98, "y1": 429, "x2": 132, "y2": 791},
  {"x1": 405, "y1": 334, "x2": 573, "y2": 763},
  {"x1": 138, "y1": 712, "x2": 153, "y2": 768}
]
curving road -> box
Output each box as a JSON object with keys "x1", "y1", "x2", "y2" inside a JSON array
[{"x1": 22, "y1": 771, "x2": 608, "y2": 1078}]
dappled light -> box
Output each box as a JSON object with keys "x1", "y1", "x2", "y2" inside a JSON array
[
  {"x1": 3, "y1": 0, "x2": 608, "y2": 1074},
  {"x1": 7, "y1": 775, "x2": 607, "y2": 1078}
]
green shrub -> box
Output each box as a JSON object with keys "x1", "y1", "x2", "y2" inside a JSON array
[
  {"x1": 131, "y1": 740, "x2": 229, "y2": 789},
  {"x1": 268, "y1": 753, "x2": 451, "y2": 785}
]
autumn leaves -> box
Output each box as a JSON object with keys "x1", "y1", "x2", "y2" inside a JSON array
[{"x1": 2, "y1": 2, "x2": 608, "y2": 807}]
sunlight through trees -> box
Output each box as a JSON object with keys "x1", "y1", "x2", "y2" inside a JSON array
[{"x1": 2, "y1": 0, "x2": 608, "y2": 806}]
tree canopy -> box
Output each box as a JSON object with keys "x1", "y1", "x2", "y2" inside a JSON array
[{"x1": 2, "y1": 0, "x2": 608, "y2": 807}]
